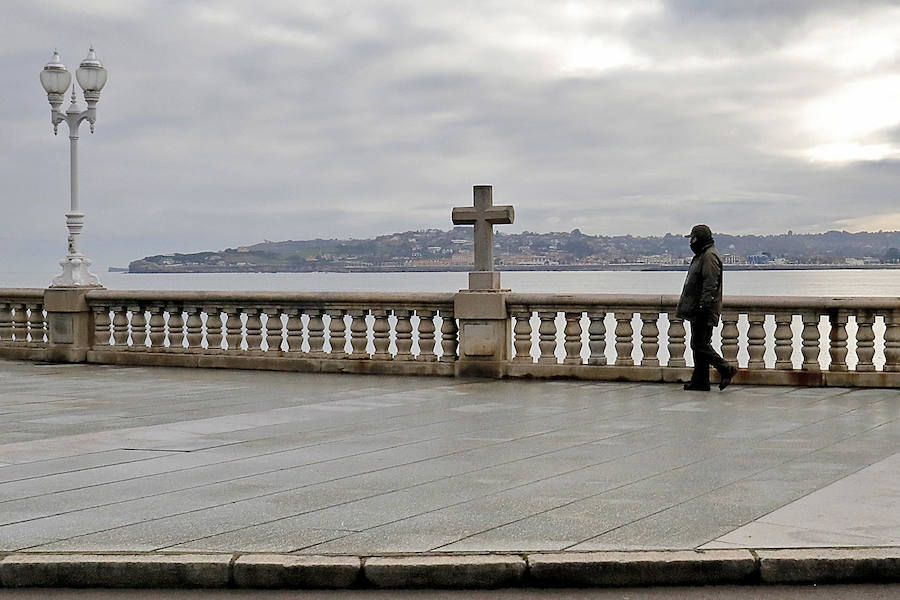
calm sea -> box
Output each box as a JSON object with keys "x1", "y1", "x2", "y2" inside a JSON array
[{"x1": 2, "y1": 269, "x2": 899, "y2": 297}]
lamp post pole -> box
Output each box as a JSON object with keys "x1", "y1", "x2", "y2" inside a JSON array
[{"x1": 40, "y1": 48, "x2": 108, "y2": 287}]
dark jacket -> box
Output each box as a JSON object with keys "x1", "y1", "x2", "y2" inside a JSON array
[{"x1": 675, "y1": 241, "x2": 723, "y2": 326}]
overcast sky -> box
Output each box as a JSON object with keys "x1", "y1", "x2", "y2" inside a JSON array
[{"x1": 4, "y1": 1, "x2": 900, "y2": 270}]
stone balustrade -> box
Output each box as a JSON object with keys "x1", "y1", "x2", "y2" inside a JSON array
[
  {"x1": 505, "y1": 293, "x2": 900, "y2": 387},
  {"x1": 0, "y1": 289, "x2": 47, "y2": 358},
  {"x1": 83, "y1": 290, "x2": 458, "y2": 376},
  {"x1": 0, "y1": 287, "x2": 897, "y2": 387}
]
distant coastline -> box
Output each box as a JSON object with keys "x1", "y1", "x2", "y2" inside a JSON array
[
  {"x1": 125, "y1": 227, "x2": 900, "y2": 275},
  {"x1": 117, "y1": 263, "x2": 900, "y2": 274}
]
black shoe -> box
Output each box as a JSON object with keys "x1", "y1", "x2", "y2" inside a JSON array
[
  {"x1": 719, "y1": 365, "x2": 738, "y2": 391},
  {"x1": 683, "y1": 383, "x2": 711, "y2": 391}
]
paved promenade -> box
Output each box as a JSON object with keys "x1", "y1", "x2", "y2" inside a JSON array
[{"x1": 0, "y1": 358, "x2": 897, "y2": 555}]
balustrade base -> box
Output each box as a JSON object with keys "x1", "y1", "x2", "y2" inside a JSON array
[
  {"x1": 0, "y1": 346, "x2": 49, "y2": 362},
  {"x1": 504, "y1": 363, "x2": 900, "y2": 389},
  {"x1": 85, "y1": 350, "x2": 457, "y2": 378},
  {"x1": 505, "y1": 363, "x2": 691, "y2": 383},
  {"x1": 4, "y1": 348, "x2": 899, "y2": 388},
  {"x1": 823, "y1": 370, "x2": 900, "y2": 389}
]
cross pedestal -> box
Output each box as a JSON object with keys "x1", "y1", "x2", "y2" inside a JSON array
[{"x1": 451, "y1": 185, "x2": 516, "y2": 377}]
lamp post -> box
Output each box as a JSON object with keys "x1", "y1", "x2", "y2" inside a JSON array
[{"x1": 40, "y1": 48, "x2": 108, "y2": 287}]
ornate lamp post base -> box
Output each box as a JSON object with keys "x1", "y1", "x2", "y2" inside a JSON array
[{"x1": 52, "y1": 255, "x2": 101, "y2": 288}]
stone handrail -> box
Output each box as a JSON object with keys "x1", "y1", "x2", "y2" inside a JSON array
[{"x1": 0, "y1": 288, "x2": 47, "y2": 347}]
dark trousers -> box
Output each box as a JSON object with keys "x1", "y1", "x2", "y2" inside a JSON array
[{"x1": 689, "y1": 319, "x2": 732, "y2": 387}]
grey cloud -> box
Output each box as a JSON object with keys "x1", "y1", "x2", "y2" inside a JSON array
[{"x1": 3, "y1": 0, "x2": 900, "y2": 272}]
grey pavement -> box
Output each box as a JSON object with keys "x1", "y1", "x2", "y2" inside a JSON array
[{"x1": 0, "y1": 358, "x2": 898, "y2": 555}]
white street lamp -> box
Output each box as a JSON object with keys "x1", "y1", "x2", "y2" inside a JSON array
[{"x1": 40, "y1": 48, "x2": 108, "y2": 287}]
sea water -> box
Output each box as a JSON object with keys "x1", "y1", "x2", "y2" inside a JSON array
[{"x1": 2, "y1": 269, "x2": 899, "y2": 297}]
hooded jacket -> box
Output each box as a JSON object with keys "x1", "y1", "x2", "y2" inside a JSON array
[{"x1": 675, "y1": 227, "x2": 723, "y2": 326}]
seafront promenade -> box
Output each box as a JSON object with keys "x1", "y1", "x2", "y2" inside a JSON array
[
  {"x1": 0, "y1": 358, "x2": 897, "y2": 587},
  {"x1": 0, "y1": 192, "x2": 897, "y2": 588}
]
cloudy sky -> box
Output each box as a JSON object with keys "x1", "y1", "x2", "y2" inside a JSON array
[{"x1": 4, "y1": 1, "x2": 900, "y2": 270}]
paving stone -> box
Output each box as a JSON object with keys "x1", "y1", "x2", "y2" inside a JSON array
[{"x1": 166, "y1": 527, "x2": 352, "y2": 553}]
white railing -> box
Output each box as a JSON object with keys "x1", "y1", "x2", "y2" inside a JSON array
[
  {"x1": 0, "y1": 289, "x2": 47, "y2": 347},
  {"x1": 506, "y1": 294, "x2": 900, "y2": 374},
  {"x1": 85, "y1": 290, "x2": 458, "y2": 362}
]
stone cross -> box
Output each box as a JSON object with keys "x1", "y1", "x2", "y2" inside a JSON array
[{"x1": 452, "y1": 185, "x2": 514, "y2": 289}]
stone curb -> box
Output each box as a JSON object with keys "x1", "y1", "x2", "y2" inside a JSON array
[
  {"x1": 527, "y1": 550, "x2": 757, "y2": 587},
  {"x1": 0, "y1": 554, "x2": 232, "y2": 588},
  {"x1": 233, "y1": 554, "x2": 360, "y2": 589},
  {"x1": 364, "y1": 554, "x2": 526, "y2": 589},
  {"x1": 0, "y1": 549, "x2": 898, "y2": 588},
  {"x1": 757, "y1": 548, "x2": 900, "y2": 584}
]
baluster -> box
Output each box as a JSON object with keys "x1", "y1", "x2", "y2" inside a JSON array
[
  {"x1": 284, "y1": 309, "x2": 303, "y2": 352},
  {"x1": 148, "y1": 306, "x2": 166, "y2": 350},
  {"x1": 11, "y1": 304, "x2": 26, "y2": 342},
  {"x1": 440, "y1": 310, "x2": 458, "y2": 361},
  {"x1": 129, "y1": 306, "x2": 147, "y2": 348},
  {"x1": 23, "y1": 306, "x2": 35, "y2": 343},
  {"x1": 537, "y1": 311, "x2": 558, "y2": 364},
  {"x1": 39, "y1": 307, "x2": 49, "y2": 343},
  {"x1": 185, "y1": 308, "x2": 203, "y2": 351},
  {"x1": 394, "y1": 309, "x2": 413, "y2": 360},
  {"x1": 801, "y1": 311, "x2": 821, "y2": 371},
  {"x1": 264, "y1": 309, "x2": 284, "y2": 354},
  {"x1": 563, "y1": 312, "x2": 583, "y2": 365},
  {"x1": 306, "y1": 310, "x2": 324, "y2": 356},
  {"x1": 372, "y1": 309, "x2": 392, "y2": 359},
  {"x1": 112, "y1": 308, "x2": 129, "y2": 347},
  {"x1": 746, "y1": 313, "x2": 766, "y2": 369},
  {"x1": 614, "y1": 312, "x2": 634, "y2": 366},
  {"x1": 93, "y1": 306, "x2": 111, "y2": 347},
  {"x1": 513, "y1": 311, "x2": 534, "y2": 362},
  {"x1": 348, "y1": 309, "x2": 369, "y2": 358},
  {"x1": 0, "y1": 303, "x2": 12, "y2": 342},
  {"x1": 166, "y1": 306, "x2": 184, "y2": 350},
  {"x1": 327, "y1": 309, "x2": 347, "y2": 357},
  {"x1": 224, "y1": 309, "x2": 243, "y2": 352},
  {"x1": 40, "y1": 307, "x2": 49, "y2": 343},
  {"x1": 639, "y1": 312, "x2": 659, "y2": 367},
  {"x1": 855, "y1": 310, "x2": 876, "y2": 372},
  {"x1": 206, "y1": 309, "x2": 223, "y2": 351},
  {"x1": 27, "y1": 305, "x2": 46, "y2": 343},
  {"x1": 828, "y1": 310, "x2": 848, "y2": 371},
  {"x1": 245, "y1": 310, "x2": 263, "y2": 352},
  {"x1": 416, "y1": 309, "x2": 437, "y2": 361},
  {"x1": 720, "y1": 311, "x2": 739, "y2": 366},
  {"x1": 884, "y1": 309, "x2": 900, "y2": 372},
  {"x1": 587, "y1": 311, "x2": 607, "y2": 365},
  {"x1": 774, "y1": 312, "x2": 794, "y2": 370},
  {"x1": 666, "y1": 316, "x2": 686, "y2": 367}
]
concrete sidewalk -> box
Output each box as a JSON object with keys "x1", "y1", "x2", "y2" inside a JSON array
[{"x1": 0, "y1": 358, "x2": 897, "y2": 587}]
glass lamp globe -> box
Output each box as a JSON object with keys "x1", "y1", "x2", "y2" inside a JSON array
[
  {"x1": 40, "y1": 50, "x2": 72, "y2": 95},
  {"x1": 75, "y1": 47, "x2": 108, "y2": 93}
]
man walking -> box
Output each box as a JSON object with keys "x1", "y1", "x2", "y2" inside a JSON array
[{"x1": 675, "y1": 224, "x2": 738, "y2": 391}]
